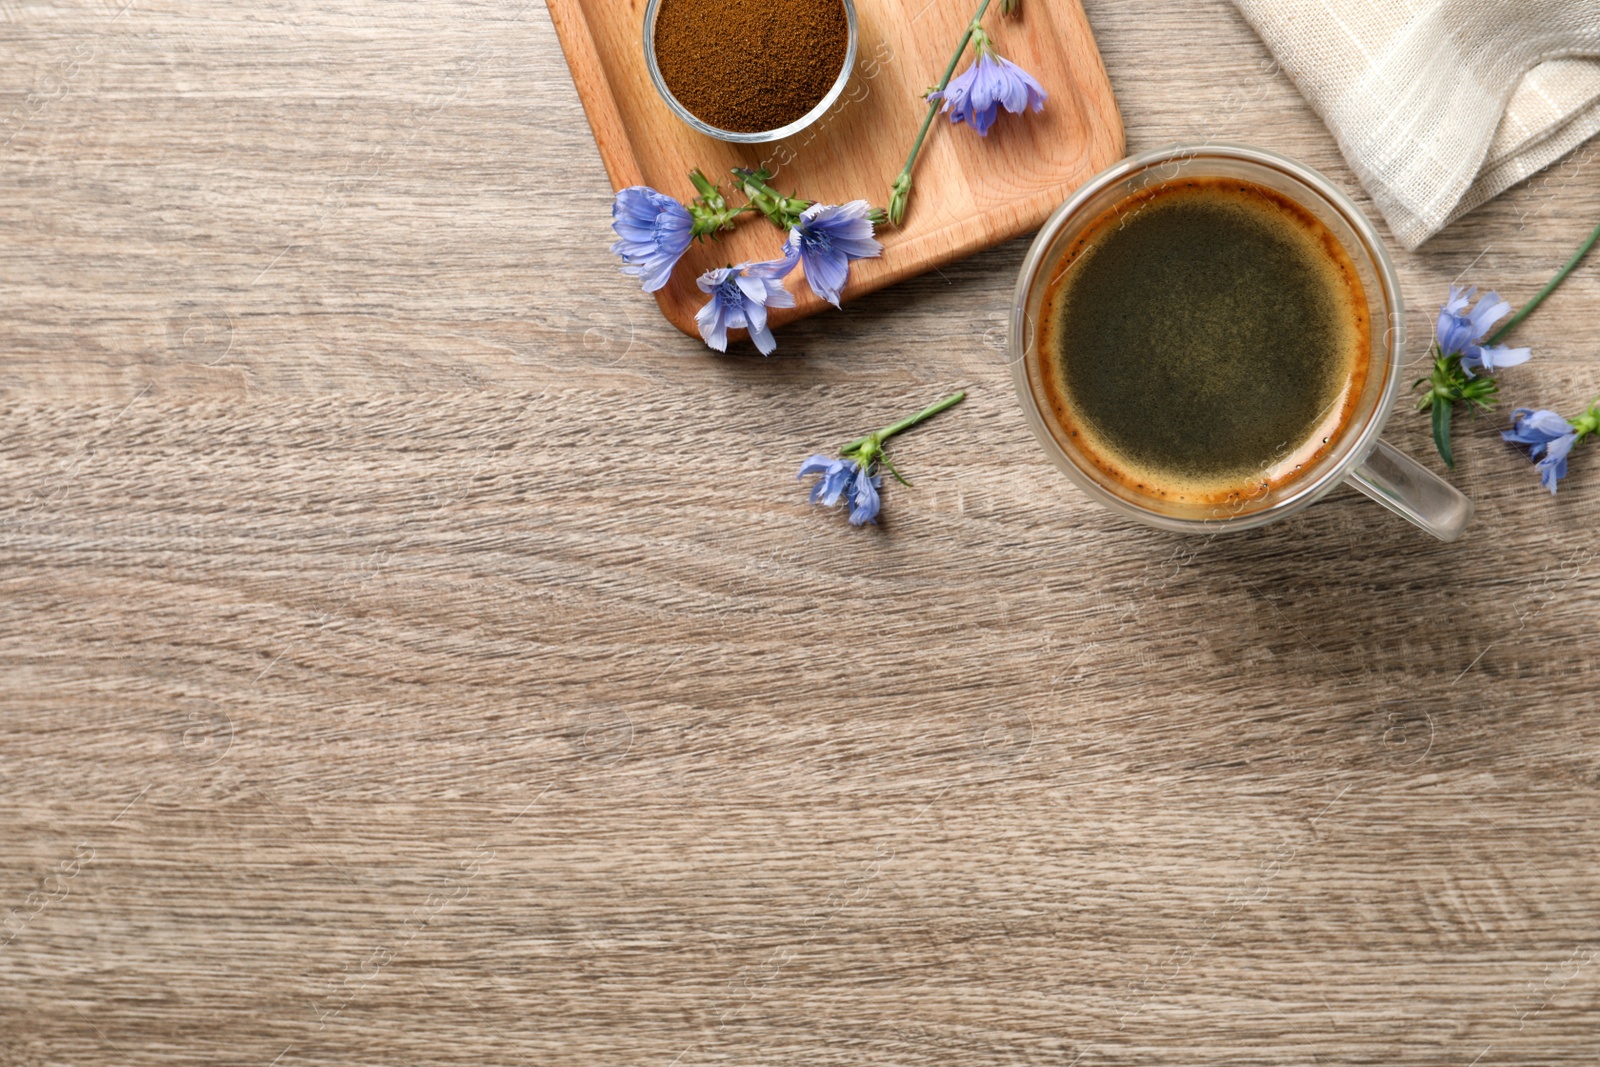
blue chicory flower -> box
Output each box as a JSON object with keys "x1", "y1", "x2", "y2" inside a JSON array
[
  {"x1": 1503, "y1": 407, "x2": 1578, "y2": 494},
  {"x1": 797, "y1": 454, "x2": 882, "y2": 525},
  {"x1": 797, "y1": 454, "x2": 856, "y2": 507},
  {"x1": 928, "y1": 52, "x2": 1047, "y2": 137},
  {"x1": 694, "y1": 258, "x2": 796, "y2": 355},
  {"x1": 848, "y1": 463, "x2": 882, "y2": 525},
  {"x1": 783, "y1": 201, "x2": 884, "y2": 307},
  {"x1": 1437, "y1": 286, "x2": 1531, "y2": 377},
  {"x1": 610, "y1": 186, "x2": 694, "y2": 292}
]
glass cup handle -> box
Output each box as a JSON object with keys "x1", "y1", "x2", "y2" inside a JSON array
[{"x1": 1343, "y1": 437, "x2": 1473, "y2": 542}]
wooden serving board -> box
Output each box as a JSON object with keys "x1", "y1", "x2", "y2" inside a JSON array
[{"x1": 546, "y1": 0, "x2": 1125, "y2": 342}]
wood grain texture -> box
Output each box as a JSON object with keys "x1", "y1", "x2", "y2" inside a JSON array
[
  {"x1": 546, "y1": 0, "x2": 1123, "y2": 338},
  {"x1": 5, "y1": 1, "x2": 1600, "y2": 1065}
]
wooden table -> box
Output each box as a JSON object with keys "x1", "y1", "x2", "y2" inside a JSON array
[{"x1": 4, "y1": 2, "x2": 1599, "y2": 1063}]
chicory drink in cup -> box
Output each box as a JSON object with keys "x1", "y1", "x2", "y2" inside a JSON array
[
  {"x1": 1013, "y1": 145, "x2": 1475, "y2": 541},
  {"x1": 1037, "y1": 176, "x2": 1371, "y2": 510}
]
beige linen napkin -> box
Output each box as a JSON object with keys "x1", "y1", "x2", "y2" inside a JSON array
[{"x1": 1230, "y1": 0, "x2": 1600, "y2": 248}]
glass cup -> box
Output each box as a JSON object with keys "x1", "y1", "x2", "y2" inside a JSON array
[
  {"x1": 1009, "y1": 143, "x2": 1473, "y2": 542},
  {"x1": 642, "y1": 0, "x2": 859, "y2": 145}
]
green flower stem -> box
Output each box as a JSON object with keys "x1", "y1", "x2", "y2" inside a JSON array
[
  {"x1": 1415, "y1": 345, "x2": 1499, "y2": 467},
  {"x1": 1487, "y1": 216, "x2": 1600, "y2": 345},
  {"x1": 689, "y1": 207, "x2": 750, "y2": 237},
  {"x1": 1431, "y1": 398, "x2": 1454, "y2": 469},
  {"x1": 686, "y1": 167, "x2": 749, "y2": 236},
  {"x1": 841, "y1": 390, "x2": 967, "y2": 455},
  {"x1": 1573, "y1": 403, "x2": 1600, "y2": 439},
  {"x1": 887, "y1": 0, "x2": 996, "y2": 225},
  {"x1": 738, "y1": 174, "x2": 789, "y2": 205},
  {"x1": 731, "y1": 167, "x2": 813, "y2": 230},
  {"x1": 688, "y1": 168, "x2": 724, "y2": 209}
]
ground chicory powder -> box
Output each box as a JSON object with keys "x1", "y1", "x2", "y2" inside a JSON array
[{"x1": 653, "y1": 0, "x2": 850, "y2": 134}]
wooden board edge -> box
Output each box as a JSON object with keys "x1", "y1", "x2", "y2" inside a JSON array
[
  {"x1": 1063, "y1": 0, "x2": 1127, "y2": 165},
  {"x1": 545, "y1": 0, "x2": 645, "y2": 192}
]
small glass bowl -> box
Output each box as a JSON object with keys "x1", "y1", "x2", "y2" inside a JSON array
[{"x1": 642, "y1": 0, "x2": 858, "y2": 144}]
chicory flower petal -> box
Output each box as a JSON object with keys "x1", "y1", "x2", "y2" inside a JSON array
[
  {"x1": 610, "y1": 186, "x2": 694, "y2": 293},
  {"x1": 1503, "y1": 407, "x2": 1578, "y2": 494},
  {"x1": 928, "y1": 53, "x2": 1047, "y2": 138},
  {"x1": 694, "y1": 257, "x2": 796, "y2": 355},
  {"x1": 783, "y1": 201, "x2": 884, "y2": 307}
]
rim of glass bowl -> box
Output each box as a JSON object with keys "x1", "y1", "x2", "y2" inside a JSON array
[
  {"x1": 1007, "y1": 142, "x2": 1407, "y2": 535},
  {"x1": 642, "y1": 0, "x2": 859, "y2": 145}
]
